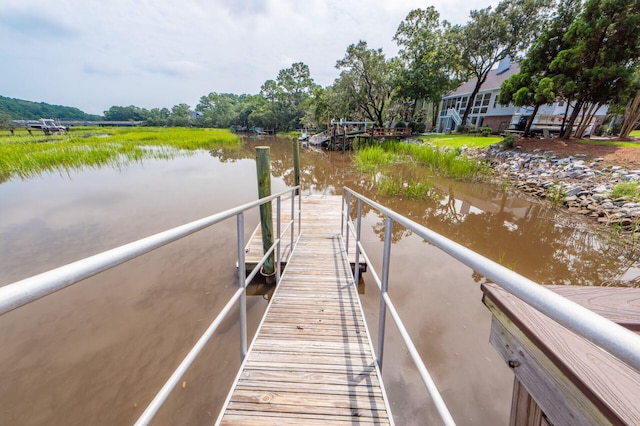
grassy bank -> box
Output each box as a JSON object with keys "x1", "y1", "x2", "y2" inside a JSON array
[
  {"x1": 353, "y1": 136, "x2": 494, "y2": 200},
  {"x1": 354, "y1": 138, "x2": 492, "y2": 180},
  {"x1": 0, "y1": 127, "x2": 240, "y2": 180},
  {"x1": 418, "y1": 133, "x2": 503, "y2": 149}
]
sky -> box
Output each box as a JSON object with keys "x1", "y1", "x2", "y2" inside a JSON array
[{"x1": 0, "y1": 0, "x2": 499, "y2": 115}]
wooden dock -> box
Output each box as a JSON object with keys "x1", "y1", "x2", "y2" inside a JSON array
[
  {"x1": 243, "y1": 195, "x2": 366, "y2": 275},
  {"x1": 218, "y1": 194, "x2": 392, "y2": 425},
  {"x1": 482, "y1": 283, "x2": 640, "y2": 425}
]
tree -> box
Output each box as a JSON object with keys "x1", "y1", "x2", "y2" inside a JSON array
[
  {"x1": 145, "y1": 108, "x2": 170, "y2": 127},
  {"x1": 168, "y1": 103, "x2": 192, "y2": 127},
  {"x1": 0, "y1": 112, "x2": 11, "y2": 129},
  {"x1": 451, "y1": 0, "x2": 553, "y2": 126},
  {"x1": 393, "y1": 7, "x2": 459, "y2": 128},
  {"x1": 104, "y1": 105, "x2": 148, "y2": 121},
  {"x1": 334, "y1": 40, "x2": 392, "y2": 127},
  {"x1": 196, "y1": 92, "x2": 240, "y2": 128},
  {"x1": 498, "y1": 0, "x2": 581, "y2": 136},
  {"x1": 551, "y1": 0, "x2": 640, "y2": 139},
  {"x1": 620, "y1": 71, "x2": 640, "y2": 139},
  {"x1": 259, "y1": 62, "x2": 316, "y2": 131}
]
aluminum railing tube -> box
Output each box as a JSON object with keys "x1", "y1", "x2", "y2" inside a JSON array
[
  {"x1": 0, "y1": 187, "x2": 299, "y2": 317},
  {"x1": 343, "y1": 187, "x2": 640, "y2": 373}
]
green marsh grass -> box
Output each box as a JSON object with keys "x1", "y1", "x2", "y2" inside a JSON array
[
  {"x1": 610, "y1": 181, "x2": 640, "y2": 201},
  {"x1": 353, "y1": 145, "x2": 395, "y2": 172},
  {"x1": 0, "y1": 127, "x2": 240, "y2": 180}
]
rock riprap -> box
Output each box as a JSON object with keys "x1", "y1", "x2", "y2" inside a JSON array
[{"x1": 481, "y1": 146, "x2": 640, "y2": 232}]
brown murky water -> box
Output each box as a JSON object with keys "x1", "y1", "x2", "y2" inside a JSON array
[{"x1": 1, "y1": 137, "x2": 639, "y2": 425}]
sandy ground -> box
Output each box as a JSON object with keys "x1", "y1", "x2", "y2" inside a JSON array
[{"x1": 509, "y1": 136, "x2": 640, "y2": 168}]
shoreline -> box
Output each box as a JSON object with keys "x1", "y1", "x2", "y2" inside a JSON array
[{"x1": 478, "y1": 143, "x2": 640, "y2": 236}]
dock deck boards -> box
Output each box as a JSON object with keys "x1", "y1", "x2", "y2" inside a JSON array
[
  {"x1": 219, "y1": 195, "x2": 391, "y2": 425},
  {"x1": 243, "y1": 194, "x2": 366, "y2": 274},
  {"x1": 482, "y1": 283, "x2": 640, "y2": 425}
]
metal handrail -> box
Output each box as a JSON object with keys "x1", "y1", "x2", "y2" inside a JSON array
[
  {"x1": 0, "y1": 186, "x2": 302, "y2": 426},
  {"x1": 342, "y1": 186, "x2": 640, "y2": 425}
]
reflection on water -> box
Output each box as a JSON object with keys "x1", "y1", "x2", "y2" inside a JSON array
[{"x1": 1, "y1": 137, "x2": 639, "y2": 425}]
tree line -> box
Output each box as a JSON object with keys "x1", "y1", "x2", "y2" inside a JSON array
[
  {"x1": 5, "y1": 0, "x2": 639, "y2": 139},
  {"x1": 0, "y1": 95, "x2": 102, "y2": 124}
]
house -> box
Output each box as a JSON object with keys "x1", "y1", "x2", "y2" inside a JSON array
[
  {"x1": 438, "y1": 57, "x2": 608, "y2": 136},
  {"x1": 438, "y1": 57, "x2": 518, "y2": 133}
]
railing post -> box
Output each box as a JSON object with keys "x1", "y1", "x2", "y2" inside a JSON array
[
  {"x1": 236, "y1": 212, "x2": 247, "y2": 361},
  {"x1": 297, "y1": 186, "x2": 301, "y2": 235},
  {"x1": 290, "y1": 188, "x2": 295, "y2": 250},
  {"x1": 276, "y1": 196, "x2": 282, "y2": 283},
  {"x1": 377, "y1": 215, "x2": 393, "y2": 370},
  {"x1": 341, "y1": 190, "x2": 345, "y2": 237},
  {"x1": 345, "y1": 191, "x2": 351, "y2": 254},
  {"x1": 354, "y1": 198, "x2": 363, "y2": 284}
]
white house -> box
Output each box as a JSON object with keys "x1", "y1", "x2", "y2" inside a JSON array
[
  {"x1": 438, "y1": 58, "x2": 518, "y2": 133},
  {"x1": 438, "y1": 57, "x2": 608, "y2": 136}
]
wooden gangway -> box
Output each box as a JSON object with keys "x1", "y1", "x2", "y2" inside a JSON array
[{"x1": 218, "y1": 194, "x2": 392, "y2": 425}]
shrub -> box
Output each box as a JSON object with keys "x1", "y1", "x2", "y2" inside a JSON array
[
  {"x1": 409, "y1": 121, "x2": 426, "y2": 134},
  {"x1": 501, "y1": 133, "x2": 516, "y2": 148},
  {"x1": 480, "y1": 126, "x2": 493, "y2": 137}
]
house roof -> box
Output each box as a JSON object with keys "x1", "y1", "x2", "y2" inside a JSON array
[{"x1": 446, "y1": 61, "x2": 521, "y2": 97}]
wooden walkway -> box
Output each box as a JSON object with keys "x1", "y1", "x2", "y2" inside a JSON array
[
  {"x1": 243, "y1": 195, "x2": 366, "y2": 274},
  {"x1": 218, "y1": 195, "x2": 392, "y2": 425}
]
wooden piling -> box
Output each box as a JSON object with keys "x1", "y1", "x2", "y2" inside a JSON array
[
  {"x1": 292, "y1": 138, "x2": 300, "y2": 193},
  {"x1": 255, "y1": 147, "x2": 275, "y2": 280}
]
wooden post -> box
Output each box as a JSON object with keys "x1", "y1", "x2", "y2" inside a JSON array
[
  {"x1": 256, "y1": 147, "x2": 275, "y2": 280},
  {"x1": 292, "y1": 139, "x2": 300, "y2": 193}
]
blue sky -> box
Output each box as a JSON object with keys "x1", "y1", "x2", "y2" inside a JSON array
[{"x1": 0, "y1": 0, "x2": 498, "y2": 115}]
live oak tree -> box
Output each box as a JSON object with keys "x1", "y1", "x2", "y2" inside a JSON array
[
  {"x1": 334, "y1": 41, "x2": 392, "y2": 127},
  {"x1": 393, "y1": 7, "x2": 460, "y2": 129},
  {"x1": 259, "y1": 62, "x2": 316, "y2": 131},
  {"x1": 451, "y1": 0, "x2": 553, "y2": 126},
  {"x1": 196, "y1": 93, "x2": 242, "y2": 128}
]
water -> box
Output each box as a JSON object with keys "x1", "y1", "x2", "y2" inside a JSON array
[{"x1": 1, "y1": 137, "x2": 638, "y2": 425}]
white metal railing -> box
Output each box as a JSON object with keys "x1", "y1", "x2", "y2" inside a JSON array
[
  {"x1": 0, "y1": 186, "x2": 301, "y2": 426},
  {"x1": 341, "y1": 187, "x2": 640, "y2": 425}
]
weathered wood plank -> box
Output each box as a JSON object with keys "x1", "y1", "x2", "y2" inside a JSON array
[
  {"x1": 218, "y1": 195, "x2": 390, "y2": 424},
  {"x1": 483, "y1": 283, "x2": 640, "y2": 425},
  {"x1": 238, "y1": 369, "x2": 381, "y2": 387}
]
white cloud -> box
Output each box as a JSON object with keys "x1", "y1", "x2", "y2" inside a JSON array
[{"x1": 0, "y1": 0, "x2": 500, "y2": 115}]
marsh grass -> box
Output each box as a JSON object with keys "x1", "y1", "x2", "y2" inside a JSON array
[
  {"x1": 610, "y1": 181, "x2": 640, "y2": 201},
  {"x1": 546, "y1": 183, "x2": 567, "y2": 207},
  {"x1": 354, "y1": 139, "x2": 491, "y2": 199},
  {"x1": 356, "y1": 140, "x2": 491, "y2": 181},
  {"x1": 0, "y1": 127, "x2": 240, "y2": 179},
  {"x1": 353, "y1": 145, "x2": 394, "y2": 172}
]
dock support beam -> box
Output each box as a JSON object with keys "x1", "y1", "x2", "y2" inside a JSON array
[{"x1": 256, "y1": 147, "x2": 275, "y2": 281}]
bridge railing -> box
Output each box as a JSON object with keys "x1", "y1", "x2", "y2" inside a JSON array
[
  {"x1": 0, "y1": 186, "x2": 301, "y2": 426},
  {"x1": 341, "y1": 187, "x2": 640, "y2": 425}
]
